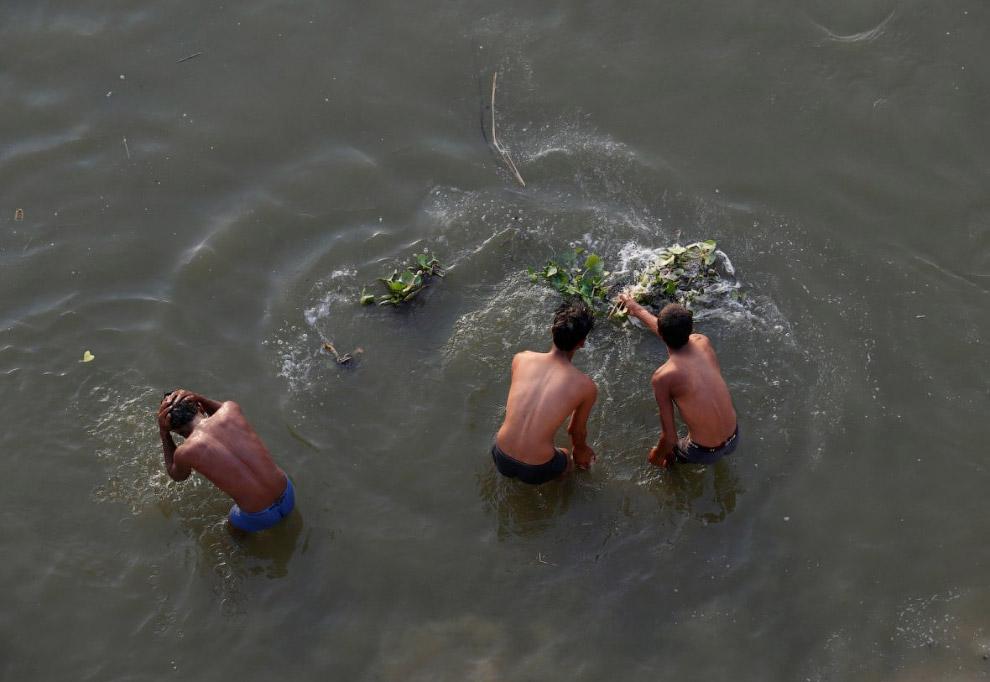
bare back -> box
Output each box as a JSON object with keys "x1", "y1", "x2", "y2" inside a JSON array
[
  {"x1": 175, "y1": 402, "x2": 286, "y2": 512},
  {"x1": 655, "y1": 334, "x2": 737, "y2": 447},
  {"x1": 496, "y1": 350, "x2": 596, "y2": 464}
]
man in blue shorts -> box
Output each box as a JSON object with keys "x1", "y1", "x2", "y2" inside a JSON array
[{"x1": 157, "y1": 389, "x2": 295, "y2": 532}]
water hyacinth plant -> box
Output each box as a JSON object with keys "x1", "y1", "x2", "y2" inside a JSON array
[
  {"x1": 612, "y1": 240, "x2": 730, "y2": 319},
  {"x1": 361, "y1": 251, "x2": 446, "y2": 306},
  {"x1": 529, "y1": 247, "x2": 612, "y2": 312}
]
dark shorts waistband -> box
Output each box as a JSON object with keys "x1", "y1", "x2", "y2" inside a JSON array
[
  {"x1": 674, "y1": 425, "x2": 739, "y2": 465},
  {"x1": 491, "y1": 442, "x2": 568, "y2": 485}
]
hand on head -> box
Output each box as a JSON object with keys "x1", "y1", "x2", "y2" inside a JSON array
[
  {"x1": 157, "y1": 395, "x2": 174, "y2": 433},
  {"x1": 158, "y1": 389, "x2": 196, "y2": 433}
]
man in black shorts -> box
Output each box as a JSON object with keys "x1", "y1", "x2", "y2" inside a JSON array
[{"x1": 492, "y1": 301, "x2": 599, "y2": 483}]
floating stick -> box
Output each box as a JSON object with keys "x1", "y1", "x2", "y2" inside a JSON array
[
  {"x1": 176, "y1": 52, "x2": 203, "y2": 64},
  {"x1": 490, "y1": 72, "x2": 526, "y2": 187}
]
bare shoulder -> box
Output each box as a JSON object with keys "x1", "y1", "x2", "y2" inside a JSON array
[
  {"x1": 217, "y1": 400, "x2": 243, "y2": 417},
  {"x1": 690, "y1": 333, "x2": 711, "y2": 347},
  {"x1": 652, "y1": 362, "x2": 679, "y2": 388},
  {"x1": 512, "y1": 350, "x2": 535, "y2": 366}
]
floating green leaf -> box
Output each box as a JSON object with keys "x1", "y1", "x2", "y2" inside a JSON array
[
  {"x1": 362, "y1": 251, "x2": 446, "y2": 306},
  {"x1": 531, "y1": 248, "x2": 612, "y2": 313}
]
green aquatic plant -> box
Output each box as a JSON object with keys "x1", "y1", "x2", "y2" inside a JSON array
[
  {"x1": 529, "y1": 247, "x2": 612, "y2": 312},
  {"x1": 619, "y1": 240, "x2": 722, "y2": 311},
  {"x1": 361, "y1": 251, "x2": 446, "y2": 306}
]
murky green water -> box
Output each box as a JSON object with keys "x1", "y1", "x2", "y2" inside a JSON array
[{"x1": 2, "y1": 1, "x2": 989, "y2": 679}]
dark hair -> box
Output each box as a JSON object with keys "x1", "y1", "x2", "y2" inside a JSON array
[
  {"x1": 551, "y1": 300, "x2": 594, "y2": 351},
  {"x1": 169, "y1": 398, "x2": 199, "y2": 429},
  {"x1": 658, "y1": 303, "x2": 693, "y2": 349}
]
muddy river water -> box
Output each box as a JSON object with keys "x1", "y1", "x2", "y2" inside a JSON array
[{"x1": 2, "y1": 1, "x2": 989, "y2": 679}]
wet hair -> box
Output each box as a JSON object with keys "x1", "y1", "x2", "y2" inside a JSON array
[
  {"x1": 551, "y1": 300, "x2": 594, "y2": 351},
  {"x1": 169, "y1": 398, "x2": 199, "y2": 430},
  {"x1": 658, "y1": 303, "x2": 693, "y2": 349}
]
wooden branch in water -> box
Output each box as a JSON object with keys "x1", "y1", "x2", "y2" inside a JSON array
[
  {"x1": 176, "y1": 52, "x2": 203, "y2": 64},
  {"x1": 490, "y1": 72, "x2": 526, "y2": 188}
]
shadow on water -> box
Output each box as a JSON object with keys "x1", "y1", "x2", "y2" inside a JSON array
[
  {"x1": 644, "y1": 459, "x2": 743, "y2": 525},
  {"x1": 476, "y1": 468, "x2": 577, "y2": 540}
]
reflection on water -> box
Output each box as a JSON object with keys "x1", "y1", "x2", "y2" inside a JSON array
[
  {"x1": 477, "y1": 468, "x2": 576, "y2": 539},
  {"x1": 645, "y1": 459, "x2": 742, "y2": 525}
]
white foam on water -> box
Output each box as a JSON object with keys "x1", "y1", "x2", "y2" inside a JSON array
[{"x1": 895, "y1": 590, "x2": 962, "y2": 649}]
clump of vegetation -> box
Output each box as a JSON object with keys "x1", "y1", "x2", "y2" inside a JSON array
[
  {"x1": 361, "y1": 252, "x2": 446, "y2": 306},
  {"x1": 612, "y1": 240, "x2": 729, "y2": 319},
  {"x1": 529, "y1": 247, "x2": 612, "y2": 311}
]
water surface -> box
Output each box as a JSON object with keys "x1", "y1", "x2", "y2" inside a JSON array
[{"x1": 2, "y1": 1, "x2": 989, "y2": 680}]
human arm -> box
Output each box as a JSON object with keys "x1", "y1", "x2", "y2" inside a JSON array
[
  {"x1": 618, "y1": 294, "x2": 660, "y2": 338},
  {"x1": 159, "y1": 422, "x2": 193, "y2": 481},
  {"x1": 156, "y1": 397, "x2": 193, "y2": 480},
  {"x1": 568, "y1": 382, "x2": 598, "y2": 469},
  {"x1": 648, "y1": 373, "x2": 678, "y2": 467}
]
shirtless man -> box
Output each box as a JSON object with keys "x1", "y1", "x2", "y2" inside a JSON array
[
  {"x1": 492, "y1": 301, "x2": 598, "y2": 484},
  {"x1": 157, "y1": 389, "x2": 295, "y2": 532},
  {"x1": 618, "y1": 296, "x2": 738, "y2": 467}
]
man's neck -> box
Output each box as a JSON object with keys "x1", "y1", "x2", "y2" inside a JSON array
[{"x1": 548, "y1": 345, "x2": 576, "y2": 362}]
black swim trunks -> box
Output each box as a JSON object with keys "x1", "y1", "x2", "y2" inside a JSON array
[
  {"x1": 674, "y1": 425, "x2": 739, "y2": 465},
  {"x1": 491, "y1": 441, "x2": 568, "y2": 484}
]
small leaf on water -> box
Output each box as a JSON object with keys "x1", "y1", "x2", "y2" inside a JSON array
[{"x1": 82, "y1": 350, "x2": 95, "y2": 363}]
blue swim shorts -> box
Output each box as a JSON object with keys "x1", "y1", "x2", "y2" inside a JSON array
[{"x1": 228, "y1": 476, "x2": 295, "y2": 532}]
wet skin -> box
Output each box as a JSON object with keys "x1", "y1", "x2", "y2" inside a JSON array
[
  {"x1": 158, "y1": 390, "x2": 287, "y2": 512},
  {"x1": 495, "y1": 344, "x2": 598, "y2": 472},
  {"x1": 619, "y1": 295, "x2": 737, "y2": 467}
]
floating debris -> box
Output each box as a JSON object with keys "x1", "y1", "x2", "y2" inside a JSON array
[
  {"x1": 82, "y1": 350, "x2": 95, "y2": 363},
  {"x1": 14, "y1": 208, "x2": 24, "y2": 221},
  {"x1": 322, "y1": 341, "x2": 363, "y2": 365},
  {"x1": 490, "y1": 72, "x2": 525, "y2": 187}
]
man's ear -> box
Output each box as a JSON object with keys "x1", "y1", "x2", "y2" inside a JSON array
[{"x1": 576, "y1": 339, "x2": 586, "y2": 350}]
